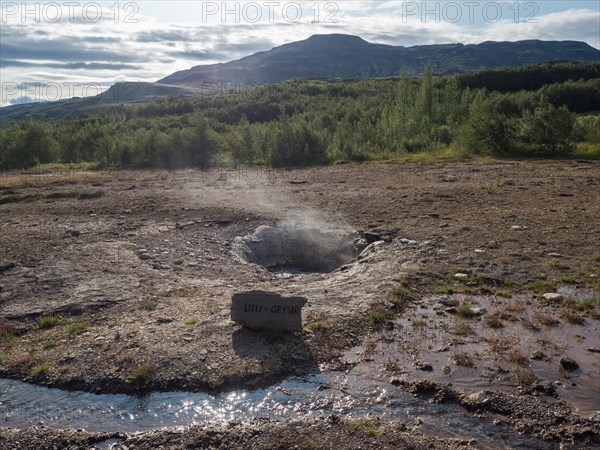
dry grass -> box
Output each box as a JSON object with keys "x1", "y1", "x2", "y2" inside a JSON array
[
  {"x1": 484, "y1": 315, "x2": 504, "y2": 329},
  {"x1": 451, "y1": 351, "x2": 475, "y2": 367},
  {"x1": 507, "y1": 348, "x2": 529, "y2": 366},
  {"x1": 453, "y1": 321, "x2": 476, "y2": 336},
  {"x1": 561, "y1": 310, "x2": 585, "y2": 325},
  {"x1": 534, "y1": 313, "x2": 560, "y2": 327},
  {"x1": 505, "y1": 299, "x2": 526, "y2": 312}
]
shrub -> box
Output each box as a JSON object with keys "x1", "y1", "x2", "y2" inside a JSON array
[{"x1": 520, "y1": 99, "x2": 576, "y2": 155}]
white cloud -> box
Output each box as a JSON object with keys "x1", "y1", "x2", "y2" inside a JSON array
[
  {"x1": 1, "y1": 2, "x2": 598, "y2": 105},
  {"x1": 483, "y1": 9, "x2": 600, "y2": 48}
]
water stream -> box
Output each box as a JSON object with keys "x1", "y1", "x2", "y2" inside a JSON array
[{"x1": 1, "y1": 372, "x2": 554, "y2": 448}]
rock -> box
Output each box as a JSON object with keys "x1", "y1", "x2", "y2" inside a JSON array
[
  {"x1": 384, "y1": 301, "x2": 396, "y2": 309},
  {"x1": 530, "y1": 350, "x2": 547, "y2": 361},
  {"x1": 547, "y1": 252, "x2": 561, "y2": 258},
  {"x1": 415, "y1": 361, "x2": 433, "y2": 371},
  {"x1": 364, "y1": 232, "x2": 382, "y2": 243},
  {"x1": 156, "y1": 317, "x2": 173, "y2": 324},
  {"x1": 471, "y1": 307, "x2": 487, "y2": 316},
  {"x1": 474, "y1": 249, "x2": 484, "y2": 253},
  {"x1": 543, "y1": 293, "x2": 563, "y2": 302},
  {"x1": 407, "y1": 240, "x2": 418, "y2": 246},
  {"x1": 231, "y1": 290, "x2": 307, "y2": 331},
  {"x1": 532, "y1": 381, "x2": 556, "y2": 396},
  {"x1": 69, "y1": 230, "x2": 80, "y2": 237},
  {"x1": 439, "y1": 298, "x2": 459, "y2": 307},
  {"x1": 59, "y1": 355, "x2": 76, "y2": 364},
  {"x1": 560, "y1": 357, "x2": 579, "y2": 372},
  {"x1": 390, "y1": 377, "x2": 402, "y2": 386},
  {"x1": 199, "y1": 349, "x2": 208, "y2": 360},
  {"x1": 586, "y1": 347, "x2": 600, "y2": 353},
  {"x1": 364, "y1": 227, "x2": 399, "y2": 243},
  {"x1": 0, "y1": 261, "x2": 16, "y2": 273},
  {"x1": 139, "y1": 253, "x2": 152, "y2": 260},
  {"x1": 511, "y1": 225, "x2": 524, "y2": 231},
  {"x1": 454, "y1": 273, "x2": 469, "y2": 279}
]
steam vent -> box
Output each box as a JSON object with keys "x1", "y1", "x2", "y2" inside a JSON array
[{"x1": 233, "y1": 225, "x2": 367, "y2": 274}]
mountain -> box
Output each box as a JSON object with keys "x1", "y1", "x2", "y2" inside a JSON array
[
  {"x1": 158, "y1": 34, "x2": 600, "y2": 85},
  {"x1": 0, "y1": 82, "x2": 203, "y2": 123},
  {"x1": 2, "y1": 34, "x2": 598, "y2": 124}
]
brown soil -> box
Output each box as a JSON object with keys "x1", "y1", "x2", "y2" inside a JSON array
[{"x1": 1, "y1": 160, "x2": 599, "y2": 447}]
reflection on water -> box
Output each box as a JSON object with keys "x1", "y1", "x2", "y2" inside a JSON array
[
  {"x1": 0, "y1": 373, "x2": 553, "y2": 448},
  {"x1": 381, "y1": 293, "x2": 600, "y2": 416}
]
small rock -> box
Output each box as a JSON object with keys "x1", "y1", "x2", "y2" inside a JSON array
[
  {"x1": 60, "y1": 355, "x2": 76, "y2": 364},
  {"x1": 439, "y1": 298, "x2": 459, "y2": 307},
  {"x1": 471, "y1": 307, "x2": 487, "y2": 316},
  {"x1": 399, "y1": 238, "x2": 410, "y2": 244},
  {"x1": 156, "y1": 317, "x2": 173, "y2": 324},
  {"x1": 114, "y1": 330, "x2": 121, "y2": 341},
  {"x1": 511, "y1": 225, "x2": 524, "y2": 231},
  {"x1": 532, "y1": 381, "x2": 556, "y2": 396},
  {"x1": 0, "y1": 261, "x2": 16, "y2": 273},
  {"x1": 139, "y1": 254, "x2": 152, "y2": 260},
  {"x1": 474, "y1": 249, "x2": 484, "y2": 254},
  {"x1": 586, "y1": 347, "x2": 600, "y2": 353},
  {"x1": 560, "y1": 357, "x2": 579, "y2": 372},
  {"x1": 407, "y1": 240, "x2": 418, "y2": 246},
  {"x1": 415, "y1": 361, "x2": 433, "y2": 371},
  {"x1": 543, "y1": 293, "x2": 563, "y2": 302},
  {"x1": 530, "y1": 350, "x2": 547, "y2": 361},
  {"x1": 384, "y1": 301, "x2": 396, "y2": 309},
  {"x1": 547, "y1": 252, "x2": 561, "y2": 258},
  {"x1": 199, "y1": 349, "x2": 208, "y2": 360},
  {"x1": 454, "y1": 273, "x2": 469, "y2": 279},
  {"x1": 390, "y1": 377, "x2": 402, "y2": 386}
]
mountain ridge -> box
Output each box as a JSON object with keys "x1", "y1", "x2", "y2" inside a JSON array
[
  {"x1": 158, "y1": 34, "x2": 600, "y2": 85},
  {"x1": 1, "y1": 35, "x2": 598, "y2": 124}
]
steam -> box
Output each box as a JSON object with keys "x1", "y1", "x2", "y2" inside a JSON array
[{"x1": 234, "y1": 224, "x2": 364, "y2": 273}]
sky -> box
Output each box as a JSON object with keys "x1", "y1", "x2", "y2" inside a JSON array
[{"x1": 1, "y1": 1, "x2": 599, "y2": 106}]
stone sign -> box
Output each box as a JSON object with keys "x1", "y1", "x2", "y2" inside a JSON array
[{"x1": 231, "y1": 290, "x2": 307, "y2": 331}]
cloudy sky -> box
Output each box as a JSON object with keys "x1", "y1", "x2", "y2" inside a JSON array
[{"x1": 1, "y1": 1, "x2": 599, "y2": 105}]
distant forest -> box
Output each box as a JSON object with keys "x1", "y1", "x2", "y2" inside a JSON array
[{"x1": 1, "y1": 61, "x2": 599, "y2": 170}]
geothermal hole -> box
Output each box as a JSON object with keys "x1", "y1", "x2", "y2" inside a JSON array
[{"x1": 234, "y1": 225, "x2": 366, "y2": 274}]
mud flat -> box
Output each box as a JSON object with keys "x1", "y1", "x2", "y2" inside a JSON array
[{"x1": 1, "y1": 160, "x2": 599, "y2": 447}]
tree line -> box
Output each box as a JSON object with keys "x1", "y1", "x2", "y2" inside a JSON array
[{"x1": 1, "y1": 62, "x2": 599, "y2": 170}]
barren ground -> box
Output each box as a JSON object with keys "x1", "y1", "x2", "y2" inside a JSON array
[{"x1": 1, "y1": 160, "x2": 599, "y2": 448}]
